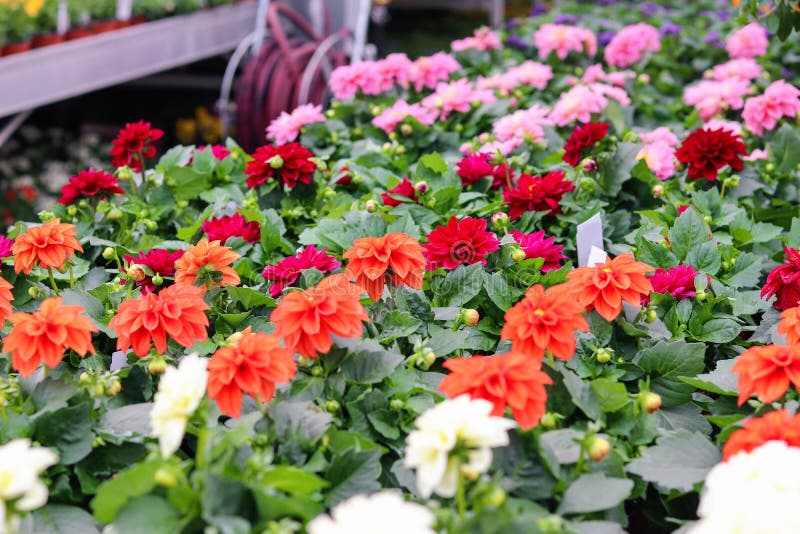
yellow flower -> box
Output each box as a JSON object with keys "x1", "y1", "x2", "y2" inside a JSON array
[{"x1": 23, "y1": 0, "x2": 43, "y2": 17}]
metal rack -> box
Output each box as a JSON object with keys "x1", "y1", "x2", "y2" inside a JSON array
[{"x1": 0, "y1": 1, "x2": 258, "y2": 144}]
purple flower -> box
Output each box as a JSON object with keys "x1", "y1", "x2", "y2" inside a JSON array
[
  {"x1": 598, "y1": 31, "x2": 616, "y2": 46},
  {"x1": 714, "y1": 10, "x2": 730, "y2": 22},
  {"x1": 553, "y1": 14, "x2": 578, "y2": 25},
  {"x1": 661, "y1": 22, "x2": 682, "y2": 36},
  {"x1": 639, "y1": 2, "x2": 660, "y2": 16},
  {"x1": 505, "y1": 35, "x2": 529, "y2": 50},
  {"x1": 530, "y1": 5, "x2": 548, "y2": 17},
  {"x1": 705, "y1": 31, "x2": 723, "y2": 48},
  {"x1": 505, "y1": 17, "x2": 521, "y2": 30}
]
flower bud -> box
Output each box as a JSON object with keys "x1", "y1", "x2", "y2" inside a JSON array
[
  {"x1": 396, "y1": 145, "x2": 406, "y2": 155},
  {"x1": 695, "y1": 290, "x2": 707, "y2": 301},
  {"x1": 460, "y1": 465, "x2": 480, "y2": 480},
  {"x1": 703, "y1": 215, "x2": 712, "y2": 225},
  {"x1": 595, "y1": 347, "x2": 613, "y2": 363},
  {"x1": 365, "y1": 200, "x2": 377, "y2": 213},
  {"x1": 107, "y1": 207, "x2": 123, "y2": 221},
  {"x1": 226, "y1": 330, "x2": 245, "y2": 346},
  {"x1": 38, "y1": 210, "x2": 55, "y2": 221},
  {"x1": 151, "y1": 273, "x2": 164, "y2": 286},
  {"x1": 325, "y1": 400, "x2": 340, "y2": 413},
  {"x1": 426, "y1": 199, "x2": 437, "y2": 208},
  {"x1": 578, "y1": 177, "x2": 595, "y2": 193},
  {"x1": 766, "y1": 162, "x2": 776, "y2": 172},
  {"x1": 117, "y1": 167, "x2": 133, "y2": 181},
  {"x1": 461, "y1": 309, "x2": 480, "y2": 327},
  {"x1": 587, "y1": 436, "x2": 611, "y2": 462},
  {"x1": 491, "y1": 211, "x2": 509, "y2": 229},
  {"x1": 268, "y1": 155, "x2": 284, "y2": 169},
  {"x1": 154, "y1": 467, "x2": 179, "y2": 488},
  {"x1": 645, "y1": 309, "x2": 658, "y2": 323},
  {"x1": 102, "y1": 247, "x2": 116, "y2": 260},
  {"x1": 93, "y1": 383, "x2": 105, "y2": 396},
  {"x1": 414, "y1": 181, "x2": 428, "y2": 193},
  {"x1": 400, "y1": 124, "x2": 413, "y2": 136},
  {"x1": 325, "y1": 109, "x2": 335, "y2": 119},
  {"x1": 106, "y1": 379, "x2": 122, "y2": 397},
  {"x1": 580, "y1": 158, "x2": 597, "y2": 173},
  {"x1": 27, "y1": 286, "x2": 39, "y2": 299},
  {"x1": 536, "y1": 515, "x2": 564, "y2": 534},
  {"x1": 637, "y1": 73, "x2": 650, "y2": 84},
  {"x1": 652, "y1": 184, "x2": 664, "y2": 197},
  {"x1": 148, "y1": 358, "x2": 168, "y2": 375},
  {"x1": 539, "y1": 412, "x2": 557, "y2": 429},
  {"x1": 484, "y1": 487, "x2": 506, "y2": 508},
  {"x1": 511, "y1": 247, "x2": 526, "y2": 263},
  {"x1": 723, "y1": 175, "x2": 740, "y2": 188},
  {"x1": 422, "y1": 350, "x2": 436, "y2": 368},
  {"x1": 79, "y1": 372, "x2": 92, "y2": 384},
  {"x1": 390, "y1": 399, "x2": 405, "y2": 411},
  {"x1": 311, "y1": 366, "x2": 324, "y2": 377},
  {"x1": 127, "y1": 264, "x2": 146, "y2": 282},
  {"x1": 66, "y1": 205, "x2": 78, "y2": 217},
  {"x1": 640, "y1": 392, "x2": 662, "y2": 414}
]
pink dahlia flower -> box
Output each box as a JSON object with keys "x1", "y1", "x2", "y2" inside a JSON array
[
  {"x1": 725, "y1": 23, "x2": 768, "y2": 59},
  {"x1": 637, "y1": 141, "x2": 676, "y2": 180},
  {"x1": 266, "y1": 104, "x2": 325, "y2": 145},
  {"x1": 534, "y1": 24, "x2": 597, "y2": 60},
  {"x1": 604, "y1": 23, "x2": 660, "y2": 68},
  {"x1": 421, "y1": 79, "x2": 496, "y2": 120},
  {"x1": 409, "y1": 52, "x2": 462, "y2": 92},
  {"x1": 202, "y1": 213, "x2": 261, "y2": 245},
  {"x1": 372, "y1": 100, "x2": 437, "y2": 134},
  {"x1": 262, "y1": 245, "x2": 341, "y2": 298},
  {"x1": 712, "y1": 58, "x2": 762, "y2": 82},
  {"x1": 742, "y1": 80, "x2": 800, "y2": 136},
  {"x1": 451, "y1": 26, "x2": 502, "y2": 52},
  {"x1": 509, "y1": 230, "x2": 566, "y2": 272},
  {"x1": 639, "y1": 127, "x2": 680, "y2": 147},
  {"x1": 493, "y1": 105, "x2": 552, "y2": 145},
  {"x1": 684, "y1": 78, "x2": 752, "y2": 121},
  {"x1": 549, "y1": 85, "x2": 608, "y2": 126},
  {"x1": 647, "y1": 264, "x2": 699, "y2": 303}
]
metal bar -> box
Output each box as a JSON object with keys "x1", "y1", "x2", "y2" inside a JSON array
[
  {"x1": 0, "y1": 2, "x2": 258, "y2": 119},
  {"x1": 0, "y1": 110, "x2": 33, "y2": 148}
]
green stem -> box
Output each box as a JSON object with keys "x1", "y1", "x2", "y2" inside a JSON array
[
  {"x1": 69, "y1": 265, "x2": 75, "y2": 288},
  {"x1": 47, "y1": 268, "x2": 59, "y2": 294},
  {"x1": 574, "y1": 442, "x2": 586, "y2": 476},
  {"x1": 720, "y1": 182, "x2": 727, "y2": 199},
  {"x1": 136, "y1": 152, "x2": 147, "y2": 197},
  {"x1": 196, "y1": 423, "x2": 208, "y2": 468},
  {"x1": 456, "y1": 471, "x2": 467, "y2": 524}
]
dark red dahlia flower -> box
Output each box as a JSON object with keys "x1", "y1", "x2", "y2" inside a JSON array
[
  {"x1": 509, "y1": 230, "x2": 566, "y2": 272},
  {"x1": 245, "y1": 143, "x2": 317, "y2": 189},
  {"x1": 423, "y1": 216, "x2": 500, "y2": 270},
  {"x1": 58, "y1": 169, "x2": 125, "y2": 205},
  {"x1": 381, "y1": 177, "x2": 418, "y2": 207},
  {"x1": 123, "y1": 248, "x2": 184, "y2": 293},
  {"x1": 109, "y1": 120, "x2": 164, "y2": 171},
  {"x1": 677, "y1": 204, "x2": 691, "y2": 215},
  {"x1": 335, "y1": 166, "x2": 353, "y2": 186},
  {"x1": 202, "y1": 213, "x2": 261, "y2": 245},
  {"x1": 762, "y1": 246, "x2": 800, "y2": 310},
  {"x1": 456, "y1": 153, "x2": 515, "y2": 189},
  {"x1": 262, "y1": 245, "x2": 342, "y2": 297},
  {"x1": 675, "y1": 127, "x2": 748, "y2": 181},
  {"x1": 562, "y1": 122, "x2": 609, "y2": 167},
  {"x1": 503, "y1": 171, "x2": 574, "y2": 219},
  {"x1": 647, "y1": 264, "x2": 698, "y2": 303}
]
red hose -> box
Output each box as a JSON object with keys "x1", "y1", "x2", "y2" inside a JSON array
[{"x1": 235, "y1": 1, "x2": 349, "y2": 151}]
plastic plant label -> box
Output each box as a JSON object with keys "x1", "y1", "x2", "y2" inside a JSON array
[
  {"x1": 577, "y1": 213, "x2": 604, "y2": 267},
  {"x1": 116, "y1": 0, "x2": 133, "y2": 21}
]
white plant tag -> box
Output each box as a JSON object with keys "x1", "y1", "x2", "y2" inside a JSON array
[
  {"x1": 576, "y1": 213, "x2": 604, "y2": 267},
  {"x1": 586, "y1": 245, "x2": 608, "y2": 268},
  {"x1": 116, "y1": 0, "x2": 133, "y2": 21},
  {"x1": 57, "y1": 0, "x2": 69, "y2": 34},
  {"x1": 111, "y1": 350, "x2": 131, "y2": 372}
]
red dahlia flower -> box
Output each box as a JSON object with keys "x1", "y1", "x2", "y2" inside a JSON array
[
  {"x1": 509, "y1": 230, "x2": 566, "y2": 272},
  {"x1": 503, "y1": 170, "x2": 574, "y2": 219},
  {"x1": 262, "y1": 245, "x2": 342, "y2": 297},
  {"x1": 381, "y1": 176, "x2": 418, "y2": 207},
  {"x1": 456, "y1": 153, "x2": 514, "y2": 189},
  {"x1": 123, "y1": 248, "x2": 184, "y2": 293},
  {"x1": 674, "y1": 127, "x2": 747, "y2": 181},
  {"x1": 423, "y1": 216, "x2": 500, "y2": 270},
  {"x1": 58, "y1": 169, "x2": 125, "y2": 205},
  {"x1": 202, "y1": 213, "x2": 261, "y2": 245},
  {"x1": 0, "y1": 236, "x2": 12, "y2": 258},
  {"x1": 762, "y1": 246, "x2": 800, "y2": 310},
  {"x1": 647, "y1": 264, "x2": 698, "y2": 302},
  {"x1": 109, "y1": 120, "x2": 164, "y2": 171},
  {"x1": 198, "y1": 144, "x2": 231, "y2": 159},
  {"x1": 562, "y1": 122, "x2": 609, "y2": 167},
  {"x1": 245, "y1": 142, "x2": 317, "y2": 188}
]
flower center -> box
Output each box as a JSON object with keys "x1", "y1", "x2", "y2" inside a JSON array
[{"x1": 533, "y1": 309, "x2": 545, "y2": 317}]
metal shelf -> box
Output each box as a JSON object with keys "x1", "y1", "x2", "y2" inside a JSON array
[{"x1": 0, "y1": 1, "x2": 259, "y2": 118}]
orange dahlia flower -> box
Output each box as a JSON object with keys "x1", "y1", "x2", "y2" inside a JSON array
[
  {"x1": 109, "y1": 283, "x2": 209, "y2": 357},
  {"x1": 343, "y1": 232, "x2": 425, "y2": 301},
  {"x1": 11, "y1": 219, "x2": 83, "y2": 274},
  {"x1": 501, "y1": 284, "x2": 588, "y2": 361},
  {"x1": 778, "y1": 305, "x2": 800, "y2": 345},
  {"x1": 566, "y1": 253, "x2": 653, "y2": 322},
  {"x1": 733, "y1": 344, "x2": 800, "y2": 405},
  {"x1": 0, "y1": 277, "x2": 13, "y2": 325},
  {"x1": 207, "y1": 326, "x2": 297, "y2": 417},
  {"x1": 174, "y1": 238, "x2": 241, "y2": 290},
  {"x1": 440, "y1": 351, "x2": 552, "y2": 430},
  {"x1": 271, "y1": 276, "x2": 369, "y2": 358},
  {"x1": 3, "y1": 297, "x2": 96, "y2": 376},
  {"x1": 722, "y1": 410, "x2": 800, "y2": 461}
]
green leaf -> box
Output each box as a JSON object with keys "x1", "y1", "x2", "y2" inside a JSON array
[
  {"x1": 33, "y1": 505, "x2": 100, "y2": 534},
  {"x1": 590, "y1": 378, "x2": 630, "y2": 413},
  {"x1": 95, "y1": 403, "x2": 153, "y2": 443},
  {"x1": 109, "y1": 495, "x2": 183, "y2": 534},
  {"x1": 60, "y1": 289, "x2": 110, "y2": 334},
  {"x1": 325, "y1": 450, "x2": 382, "y2": 506},
  {"x1": 691, "y1": 318, "x2": 741, "y2": 343},
  {"x1": 339, "y1": 339, "x2": 404, "y2": 384},
  {"x1": 769, "y1": 124, "x2": 800, "y2": 175},
  {"x1": 226, "y1": 286, "x2": 276, "y2": 308},
  {"x1": 434, "y1": 263, "x2": 484, "y2": 307},
  {"x1": 686, "y1": 240, "x2": 721, "y2": 275},
  {"x1": 721, "y1": 252, "x2": 762, "y2": 288},
  {"x1": 168, "y1": 167, "x2": 210, "y2": 201},
  {"x1": 599, "y1": 142, "x2": 642, "y2": 197},
  {"x1": 260, "y1": 208, "x2": 289, "y2": 256},
  {"x1": 395, "y1": 287, "x2": 435, "y2": 322},
  {"x1": 655, "y1": 404, "x2": 712, "y2": 435},
  {"x1": 678, "y1": 358, "x2": 738, "y2": 396},
  {"x1": 626, "y1": 430, "x2": 721, "y2": 492},
  {"x1": 668, "y1": 208, "x2": 709, "y2": 261},
  {"x1": 636, "y1": 240, "x2": 678, "y2": 270},
  {"x1": 484, "y1": 272, "x2": 513, "y2": 311},
  {"x1": 559, "y1": 364, "x2": 601, "y2": 420},
  {"x1": 419, "y1": 152, "x2": 448, "y2": 174},
  {"x1": 34, "y1": 401, "x2": 93, "y2": 465},
  {"x1": 557, "y1": 473, "x2": 633, "y2": 515},
  {"x1": 425, "y1": 327, "x2": 469, "y2": 359},
  {"x1": 633, "y1": 341, "x2": 705, "y2": 407},
  {"x1": 92, "y1": 460, "x2": 164, "y2": 523},
  {"x1": 378, "y1": 310, "x2": 423, "y2": 343}
]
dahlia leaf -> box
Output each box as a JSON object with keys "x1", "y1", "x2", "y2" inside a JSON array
[
  {"x1": 626, "y1": 430, "x2": 720, "y2": 492},
  {"x1": 557, "y1": 473, "x2": 633, "y2": 515}
]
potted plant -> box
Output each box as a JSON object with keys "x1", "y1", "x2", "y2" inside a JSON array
[
  {"x1": 32, "y1": 0, "x2": 66, "y2": 48},
  {"x1": 2, "y1": 0, "x2": 38, "y2": 55},
  {"x1": 88, "y1": 0, "x2": 120, "y2": 33},
  {"x1": 65, "y1": 0, "x2": 93, "y2": 40}
]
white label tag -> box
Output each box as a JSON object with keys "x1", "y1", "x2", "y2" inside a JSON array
[
  {"x1": 116, "y1": 0, "x2": 133, "y2": 21},
  {"x1": 576, "y1": 213, "x2": 604, "y2": 267},
  {"x1": 587, "y1": 245, "x2": 608, "y2": 268},
  {"x1": 57, "y1": 0, "x2": 69, "y2": 34},
  {"x1": 111, "y1": 350, "x2": 131, "y2": 371}
]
